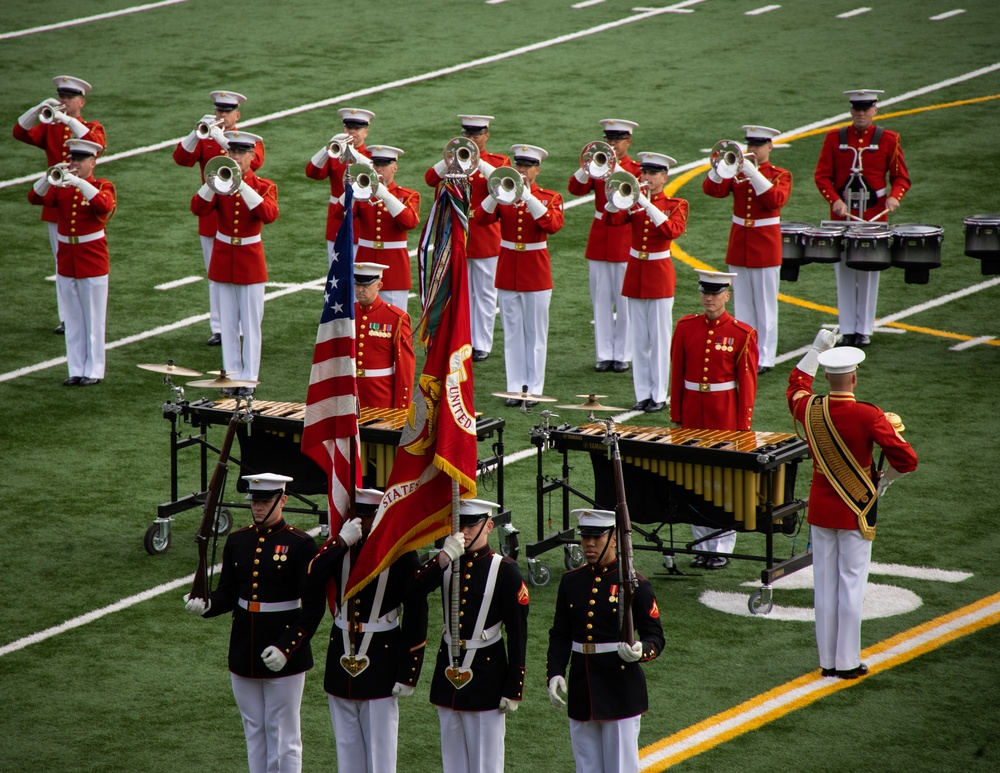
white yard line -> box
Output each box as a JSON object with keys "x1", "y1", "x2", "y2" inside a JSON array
[
  {"x1": 745, "y1": 5, "x2": 781, "y2": 16},
  {"x1": 930, "y1": 9, "x2": 966, "y2": 21},
  {"x1": 0, "y1": 0, "x2": 189, "y2": 41}
]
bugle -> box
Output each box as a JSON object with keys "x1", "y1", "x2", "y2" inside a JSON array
[
  {"x1": 46, "y1": 163, "x2": 70, "y2": 186},
  {"x1": 580, "y1": 140, "x2": 617, "y2": 180},
  {"x1": 205, "y1": 155, "x2": 242, "y2": 196},
  {"x1": 350, "y1": 162, "x2": 380, "y2": 201},
  {"x1": 605, "y1": 170, "x2": 643, "y2": 210},
  {"x1": 196, "y1": 118, "x2": 224, "y2": 139},
  {"x1": 39, "y1": 103, "x2": 66, "y2": 124},
  {"x1": 443, "y1": 136, "x2": 480, "y2": 175},
  {"x1": 327, "y1": 135, "x2": 371, "y2": 167},
  {"x1": 487, "y1": 167, "x2": 524, "y2": 206},
  {"x1": 710, "y1": 139, "x2": 757, "y2": 182}
]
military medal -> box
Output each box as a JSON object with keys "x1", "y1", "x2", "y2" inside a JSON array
[
  {"x1": 445, "y1": 666, "x2": 473, "y2": 689},
  {"x1": 340, "y1": 654, "x2": 370, "y2": 676}
]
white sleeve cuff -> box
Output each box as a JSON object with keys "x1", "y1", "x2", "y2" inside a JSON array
[
  {"x1": 310, "y1": 147, "x2": 329, "y2": 167},
  {"x1": 707, "y1": 167, "x2": 723, "y2": 184},
  {"x1": 645, "y1": 205, "x2": 667, "y2": 227},
  {"x1": 481, "y1": 194, "x2": 498, "y2": 214},
  {"x1": 198, "y1": 183, "x2": 215, "y2": 201},
  {"x1": 433, "y1": 159, "x2": 449, "y2": 177},
  {"x1": 180, "y1": 131, "x2": 200, "y2": 153},
  {"x1": 478, "y1": 158, "x2": 496, "y2": 177},
  {"x1": 76, "y1": 179, "x2": 100, "y2": 200},
  {"x1": 379, "y1": 190, "x2": 406, "y2": 217},
  {"x1": 525, "y1": 195, "x2": 548, "y2": 219},
  {"x1": 239, "y1": 183, "x2": 264, "y2": 210},
  {"x1": 33, "y1": 177, "x2": 52, "y2": 196}
]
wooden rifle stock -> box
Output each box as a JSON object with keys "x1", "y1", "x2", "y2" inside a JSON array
[{"x1": 609, "y1": 434, "x2": 636, "y2": 646}]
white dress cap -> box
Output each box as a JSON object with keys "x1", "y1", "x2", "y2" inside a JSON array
[
  {"x1": 572, "y1": 508, "x2": 616, "y2": 532},
  {"x1": 53, "y1": 75, "x2": 92, "y2": 95},
  {"x1": 637, "y1": 152, "x2": 677, "y2": 170},
  {"x1": 817, "y1": 347, "x2": 866, "y2": 374},
  {"x1": 510, "y1": 144, "x2": 548, "y2": 164},
  {"x1": 742, "y1": 125, "x2": 781, "y2": 142},
  {"x1": 210, "y1": 90, "x2": 247, "y2": 110},
  {"x1": 338, "y1": 107, "x2": 376, "y2": 125}
]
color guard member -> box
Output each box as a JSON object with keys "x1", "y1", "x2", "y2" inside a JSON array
[{"x1": 353, "y1": 262, "x2": 415, "y2": 410}]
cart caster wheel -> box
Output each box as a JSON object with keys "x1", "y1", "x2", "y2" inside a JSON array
[
  {"x1": 144, "y1": 524, "x2": 172, "y2": 555},
  {"x1": 528, "y1": 562, "x2": 551, "y2": 587},
  {"x1": 213, "y1": 508, "x2": 233, "y2": 537},
  {"x1": 748, "y1": 590, "x2": 774, "y2": 615},
  {"x1": 564, "y1": 545, "x2": 584, "y2": 570}
]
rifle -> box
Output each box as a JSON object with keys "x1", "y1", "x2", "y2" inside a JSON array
[{"x1": 608, "y1": 430, "x2": 637, "y2": 646}]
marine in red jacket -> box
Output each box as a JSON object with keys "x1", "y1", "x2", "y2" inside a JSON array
[
  {"x1": 173, "y1": 90, "x2": 265, "y2": 345},
  {"x1": 474, "y1": 144, "x2": 564, "y2": 399},
  {"x1": 353, "y1": 263, "x2": 415, "y2": 410},
  {"x1": 426, "y1": 114, "x2": 511, "y2": 362},
  {"x1": 569, "y1": 118, "x2": 642, "y2": 373},
  {"x1": 191, "y1": 131, "x2": 278, "y2": 386},
  {"x1": 814, "y1": 90, "x2": 911, "y2": 347},
  {"x1": 703, "y1": 125, "x2": 791, "y2": 373}
]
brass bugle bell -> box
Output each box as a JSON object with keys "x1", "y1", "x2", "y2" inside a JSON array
[
  {"x1": 205, "y1": 155, "x2": 242, "y2": 196},
  {"x1": 46, "y1": 163, "x2": 69, "y2": 186},
  {"x1": 443, "y1": 136, "x2": 480, "y2": 175},
  {"x1": 710, "y1": 139, "x2": 757, "y2": 182},
  {"x1": 39, "y1": 103, "x2": 66, "y2": 124},
  {"x1": 487, "y1": 167, "x2": 524, "y2": 206},
  {"x1": 605, "y1": 170, "x2": 642, "y2": 210},
  {"x1": 327, "y1": 135, "x2": 370, "y2": 167},
  {"x1": 580, "y1": 140, "x2": 617, "y2": 180},
  {"x1": 350, "y1": 162, "x2": 380, "y2": 201},
  {"x1": 196, "y1": 118, "x2": 224, "y2": 139}
]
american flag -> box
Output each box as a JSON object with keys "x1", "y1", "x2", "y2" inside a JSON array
[{"x1": 302, "y1": 183, "x2": 360, "y2": 535}]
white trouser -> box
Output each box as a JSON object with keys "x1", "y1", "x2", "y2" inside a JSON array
[
  {"x1": 731, "y1": 265, "x2": 779, "y2": 368},
  {"x1": 215, "y1": 281, "x2": 265, "y2": 382},
  {"x1": 589, "y1": 261, "x2": 630, "y2": 363},
  {"x1": 328, "y1": 694, "x2": 399, "y2": 773},
  {"x1": 48, "y1": 222, "x2": 66, "y2": 321},
  {"x1": 627, "y1": 296, "x2": 673, "y2": 404},
  {"x1": 231, "y1": 672, "x2": 306, "y2": 773},
  {"x1": 378, "y1": 289, "x2": 409, "y2": 313},
  {"x1": 437, "y1": 706, "x2": 506, "y2": 773},
  {"x1": 469, "y1": 256, "x2": 499, "y2": 353},
  {"x1": 833, "y1": 262, "x2": 879, "y2": 336},
  {"x1": 811, "y1": 525, "x2": 873, "y2": 671},
  {"x1": 690, "y1": 524, "x2": 737, "y2": 555},
  {"x1": 498, "y1": 288, "x2": 551, "y2": 395},
  {"x1": 57, "y1": 273, "x2": 108, "y2": 379},
  {"x1": 200, "y1": 235, "x2": 222, "y2": 335},
  {"x1": 569, "y1": 716, "x2": 641, "y2": 773}
]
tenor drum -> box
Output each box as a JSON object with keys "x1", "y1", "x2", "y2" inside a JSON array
[
  {"x1": 963, "y1": 214, "x2": 1000, "y2": 258},
  {"x1": 779, "y1": 221, "x2": 812, "y2": 281},
  {"x1": 891, "y1": 224, "x2": 943, "y2": 284},
  {"x1": 844, "y1": 223, "x2": 892, "y2": 271},
  {"x1": 802, "y1": 223, "x2": 846, "y2": 264}
]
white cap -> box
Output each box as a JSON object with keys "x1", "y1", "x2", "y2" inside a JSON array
[
  {"x1": 600, "y1": 118, "x2": 638, "y2": 136},
  {"x1": 242, "y1": 472, "x2": 293, "y2": 500},
  {"x1": 510, "y1": 144, "x2": 548, "y2": 165},
  {"x1": 66, "y1": 138, "x2": 103, "y2": 157},
  {"x1": 53, "y1": 75, "x2": 92, "y2": 95},
  {"x1": 339, "y1": 107, "x2": 376, "y2": 126},
  {"x1": 224, "y1": 130, "x2": 262, "y2": 150},
  {"x1": 572, "y1": 508, "x2": 616, "y2": 533},
  {"x1": 354, "y1": 262, "x2": 390, "y2": 285},
  {"x1": 742, "y1": 125, "x2": 780, "y2": 143},
  {"x1": 637, "y1": 152, "x2": 676, "y2": 171},
  {"x1": 210, "y1": 90, "x2": 247, "y2": 111},
  {"x1": 369, "y1": 145, "x2": 404, "y2": 164},
  {"x1": 818, "y1": 347, "x2": 865, "y2": 374},
  {"x1": 843, "y1": 89, "x2": 884, "y2": 106},
  {"x1": 355, "y1": 488, "x2": 383, "y2": 512},
  {"x1": 458, "y1": 114, "x2": 494, "y2": 131},
  {"x1": 458, "y1": 498, "x2": 500, "y2": 524},
  {"x1": 694, "y1": 269, "x2": 737, "y2": 294}
]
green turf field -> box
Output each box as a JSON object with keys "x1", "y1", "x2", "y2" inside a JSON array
[{"x1": 2, "y1": 1, "x2": 999, "y2": 771}]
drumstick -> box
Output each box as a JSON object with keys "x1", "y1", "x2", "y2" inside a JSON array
[
  {"x1": 866, "y1": 209, "x2": 888, "y2": 222},
  {"x1": 844, "y1": 212, "x2": 866, "y2": 223}
]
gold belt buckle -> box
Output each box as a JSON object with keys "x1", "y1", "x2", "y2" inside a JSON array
[
  {"x1": 231, "y1": 236, "x2": 242, "y2": 246},
  {"x1": 637, "y1": 251, "x2": 649, "y2": 260},
  {"x1": 68, "y1": 236, "x2": 79, "y2": 245},
  {"x1": 514, "y1": 243, "x2": 526, "y2": 252},
  {"x1": 357, "y1": 369, "x2": 365, "y2": 378},
  {"x1": 373, "y1": 240, "x2": 384, "y2": 250},
  {"x1": 744, "y1": 218, "x2": 754, "y2": 227},
  {"x1": 247, "y1": 601, "x2": 260, "y2": 613},
  {"x1": 699, "y1": 383, "x2": 711, "y2": 393},
  {"x1": 581, "y1": 643, "x2": 596, "y2": 655}
]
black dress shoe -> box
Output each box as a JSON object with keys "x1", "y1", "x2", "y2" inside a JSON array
[
  {"x1": 594, "y1": 360, "x2": 612, "y2": 372},
  {"x1": 757, "y1": 365, "x2": 772, "y2": 375},
  {"x1": 836, "y1": 334, "x2": 857, "y2": 347},
  {"x1": 62, "y1": 376, "x2": 83, "y2": 386},
  {"x1": 206, "y1": 333, "x2": 222, "y2": 346},
  {"x1": 78, "y1": 377, "x2": 101, "y2": 386},
  {"x1": 238, "y1": 386, "x2": 255, "y2": 396},
  {"x1": 524, "y1": 400, "x2": 539, "y2": 408},
  {"x1": 644, "y1": 401, "x2": 666, "y2": 413},
  {"x1": 612, "y1": 361, "x2": 630, "y2": 373},
  {"x1": 837, "y1": 663, "x2": 869, "y2": 680},
  {"x1": 821, "y1": 668, "x2": 838, "y2": 678},
  {"x1": 472, "y1": 349, "x2": 489, "y2": 362},
  {"x1": 631, "y1": 399, "x2": 651, "y2": 411},
  {"x1": 54, "y1": 321, "x2": 65, "y2": 335},
  {"x1": 706, "y1": 556, "x2": 729, "y2": 569},
  {"x1": 505, "y1": 398, "x2": 521, "y2": 408},
  {"x1": 855, "y1": 334, "x2": 871, "y2": 347},
  {"x1": 690, "y1": 555, "x2": 707, "y2": 568}
]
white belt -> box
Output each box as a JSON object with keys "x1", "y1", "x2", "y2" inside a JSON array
[
  {"x1": 442, "y1": 621, "x2": 503, "y2": 650},
  {"x1": 500, "y1": 239, "x2": 547, "y2": 252},
  {"x1": 732, "y1": 215, "x2": 780, "y2": 228},
  {"x1": 238, "y1": 598, "x2": 301, "y2": 613},
  {"x1": 685, "y1": 380, "x2": 737, "y2": 393},
  {"x1": 874, "y1": 186, "x2": 887, "y2": 197},
  {"x1": 57, "y1": 229, "x2": 105, "y2": 244},
  {"x1": 216, "y1": 232, "x2": 261, "y2": 246},
  {"x1": 329, "y1": 195, "x2": 341, "y2": 205},
  {"x1": 357, "y1": 365, "x2": 395, "y2": 378},
  {"x1": 571, "y1": 641, "x2": 619, "y2": 654},
  {"x1": 334, "y1": 609, "x2": 399, "y2": 633},
  {"x1": 629, "y1": 247, "x2": 671, "y2": 261},
  {"x1": 594, "y1": 211, "x2": 604, "y2": 221},
  {"x1": 358, "y1": 238, "x2": 407, "y2": 250}
]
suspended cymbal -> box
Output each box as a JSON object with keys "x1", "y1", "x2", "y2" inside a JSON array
[
  {"x1": 575, "y1": 393, "x2": 607, "y2": 400},
  {"x1": 556, "y1": 397, "x2": 627, "y2": 411},
  {"x1": 491, "y1": 390, "x2": 557, "y2": 402},
  {"x1": 186, "y1": 376, "x2": 259, "y2": 388},
  {"x1": 137, "y1": 362, "x2": 203, "y2": 377}
]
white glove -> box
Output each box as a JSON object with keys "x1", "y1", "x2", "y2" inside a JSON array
[
  {"x1": 499, "y1": 697, "x2": 520, "y2": 713},
  {"x1": 521, "y1": 189, "x2": 548, "y2": 219},
  {"x1": 183, "y1": 593, "x2": 210, "y2": 616},
  {"x1": 813, "y1": 329, "x2": 837, "y2": 351},
  {"x1": 618, "y1": 641, "x2": 643, "y2": 663},
  {"x1": 180, "y1": 130, "x2": 200, "y2": 152},
  {"x1": 480, "y1": 194, "x2": 498, "y2": 214},
  {"x1": 75, "y1": 178, "x2": 100, "y2": 201},
  {"x1": 640, "y1": 197, "x2": 668, "y2": 227},
  {"x1": 392, "y1": 682, "x2": 414, "y2": 697},
  {"x1": 877, "y1": 466, "x2": 907, "y2": 497},
  {"x1": 604, "y1": 198, "x2": 620, "y2": 214},
  {"x1": 261, "y1": 645, "x2": 288, "y2": 672},
  {"x1": 796, "y1": 329, "x2": 837, "y2": 377},
  {"x1": 477, "y1": 158, "x2": 497, "y2": 178},
  {"x1": 547, "y1": 675, "x2": 567, "y2": 708},
  {"x1": 60, "y1": 171, "x2": 82, "y2": 188},
  {"x1": 441, "y1": 532, "x2": 465, "y2": 562},
  {"x1": 742, "y1": 162, "x2": 773, "y2": 195},
  {"x1": 376, "y1": 187, "x2": 406, "y2": 217},
  {"x1": 197, "y1": 183, "x2": 215, "y2": 202},
  {"x1": 706, "y1": 166, "x2": 723, "y2": 184},
  {"x1": 33, "y1": 176, "x2": 53, "y2": 196},
  {"x1": 238, "y1": 181, "x2": 264, "y2": 210},
  {"x1": 573, "y1": 166, "x2": 589, "y2": 184},
  {"x1": 432, "y1": 159, "x2": 449, "y2": 177},
  {"x1": 310, "y1": 145, "x2": 330, "y2": 167},
  {"x1": 332, "y1": 132, "x2": 352, "y2": 146},
  {"x1": 209, "y1": 125, "x2": 229, "y2": 148},
  {"x1": 338, "y1": 517, "x2": 363, "y2": 547},
  {"x1": 19, "y1": 100, "x2": 57, "y2": 130}
]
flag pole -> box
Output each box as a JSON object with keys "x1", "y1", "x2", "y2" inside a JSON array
[{"x1": 449, "y1": 478, "x2": 461, "y2": 668}]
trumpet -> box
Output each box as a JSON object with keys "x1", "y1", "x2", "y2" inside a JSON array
[
  {"x1": 580, "y1": 140, "x2": 617, "y2": 180},
  {"x1": 349, "y1": 162, "x2": 380, "y2": 201},
  {"x1": 326, "y1": 135, "x2": 371, "y2": 167},
  {"x1": 710, "y1": 140, "x2": 757, "y2": 182},
  {"x1": 443, "y1": 136, "x2": 480, "y2": 175},
  {"x1": 39, "y1": 103, "x2": 66, "y2": 124},
  {"x1": 46, "y1": 163, "x2": 70, "y2": 186},
  {"x1": 196, "y1": 118, "x2": 224, "y2": 139},
  {"x1": 487, "y1": 167, "x2": 525, "y2": 206},
  {"x1": 205, "y1": 155, "x2": 242, "y2": 196},
  {"x1": 605, "y1": 170, "x2": 645, "y2": 210}
]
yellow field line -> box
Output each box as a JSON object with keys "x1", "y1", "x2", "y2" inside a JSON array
[{"x1": 639, "y1": 591, "x2": 1000, "y2": 771}]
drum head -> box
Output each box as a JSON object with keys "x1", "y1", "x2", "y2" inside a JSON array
[
  {"x1": 779, "y1": 221, "x2": 812, "y2": 234},
  {"x1": 963, "y1": 214, "x2": 1000, "y2": 226},
  {"x1": 892, "y1": 224, "x2": 943, "y2": 237}
]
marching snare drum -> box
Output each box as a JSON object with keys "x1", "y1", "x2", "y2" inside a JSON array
[
  {"x1": 802, "y1": 223, "x2": 846, "y2": 263},
  {"x1": 844, "y1": 222, "x2": 892, "y2": 271},
  {"x1": 779, "y1": 221, "x2": 812, "y2": 281},
  {"x1": 963, "y1": 214, "x2": 1000, "y2": 257},
  {"x1": 890, "y1": 224, "x2": 943, "y2": 267}
]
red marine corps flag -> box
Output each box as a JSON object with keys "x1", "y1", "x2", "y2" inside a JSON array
[{"x1": 344, "y1": 175, "x2": 477, "y2": 600}]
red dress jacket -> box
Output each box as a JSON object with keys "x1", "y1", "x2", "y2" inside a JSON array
[
  {"x1": 702, "y1": 161, "x2": 792, "y2": 268},
  {"x1": 606, "y1": 193, "x2": 688, "y2": 299},
  {"x1": 567, "y1": 154, "x2": 641, "y2": 263},
  {"x1": 787, "y1": 368, "x2": 918, "y2": 530},
  {"x1": 14, "y1": 118, "x2": 106, "y2": 224},
  {"x1": 425, "y1": 149, "x2": 510, "y2": 259},
  {"x1": 190, "y1": 169, "x2": 278, "y2": 285},
  {"x1": 173, "y1": 135, "x2": 265, "y2": 236},
  {"x1": 670, "y1": 311, "x2": 758, "y2": 430},
  {"x1": 474, "y1": 183, "x2": 564, "y2": 292},
  {"x1": 814, "y1": 124, "x2": 910, "y2": 220},
  {"x1": 28, "y1": 176, "x2": 116, "y2": 278},
  {"x1": 355, "y1": 296, "x2": 415, "y2": 410},
  {"x1": 305, "y1": 142, "x2": 370, "y2": 240}
]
